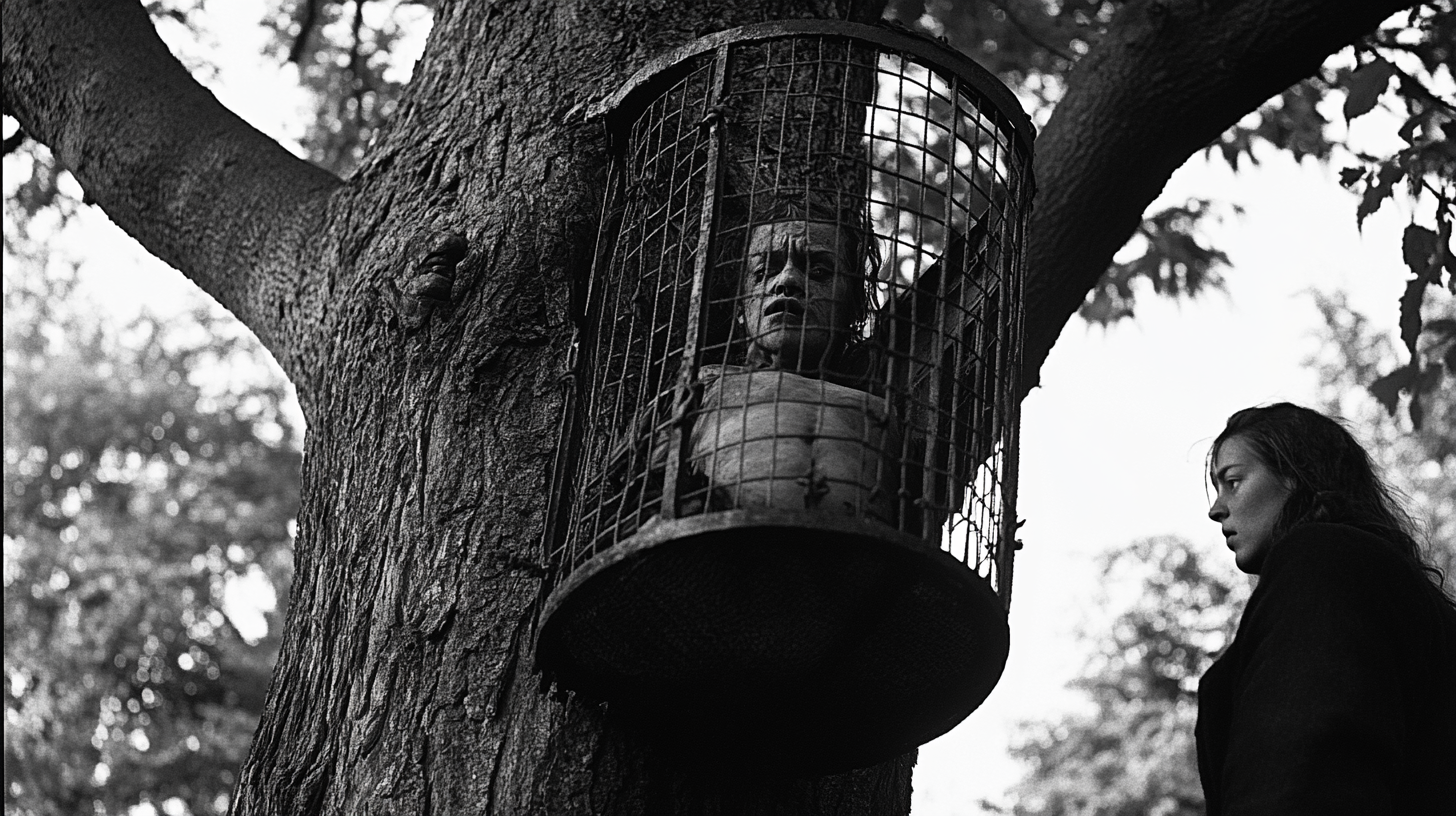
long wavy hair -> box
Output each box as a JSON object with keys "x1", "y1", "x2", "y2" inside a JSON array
[{"x1": 1211, "y1": 402, "x2": 1452, "y2": 603}]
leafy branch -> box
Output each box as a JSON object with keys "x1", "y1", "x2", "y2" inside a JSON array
[
  {"x1": 1337, "y1": 3, "x2": 1456, "y2": 429},
  {"x1": 1079, "y1": 199, "x2": 1236, "y2": 325}
]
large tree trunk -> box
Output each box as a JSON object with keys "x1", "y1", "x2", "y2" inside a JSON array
[{"x1": 0, "y1": 0, "x2": 1415, "y2": 811}]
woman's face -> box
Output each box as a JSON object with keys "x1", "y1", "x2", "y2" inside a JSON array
[
  {"x1": 739, "y1": 221, "x2": 855, "y2": 371},
  {"x1": 1208, "y1": 435, "x2": 1294, "y2": 574}
]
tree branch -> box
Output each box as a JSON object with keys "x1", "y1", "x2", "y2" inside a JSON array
[
  {"x1": 985, "y1": 0, "x2": 1079, "y2": 62},
  {"x1": 1, "y1": 0, "x2": 344, "y2": 382},
  {"x1": 1389, "y1": 64, "x2": 1456, "y2": 116},
  {"x1": 288, "y1": 0, "x2": 325, "y2": 64},
  {"x1": 1020, "y1": 0, "x2": 1421, "y2": 394}
]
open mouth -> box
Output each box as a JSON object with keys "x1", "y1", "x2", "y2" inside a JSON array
[{"x1": 764, "y1": 298, "x2": 805, "y2": 319}]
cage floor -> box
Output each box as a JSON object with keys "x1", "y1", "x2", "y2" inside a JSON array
[{"x1": 536, "y1": 509, "x2": 1009, "y2": 775}]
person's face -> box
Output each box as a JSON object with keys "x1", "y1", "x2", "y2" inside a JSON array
[
  {"x1": 1208, "y1": 436, "x2": 1294, "y2": 574},
  {"x1": 739, "y1": 221, "x2": 856, "y2": 370}
]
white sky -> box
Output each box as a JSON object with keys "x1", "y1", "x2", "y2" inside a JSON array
[{"x1": 3, "y1": 4, "x2": 1430, "y2": 812}]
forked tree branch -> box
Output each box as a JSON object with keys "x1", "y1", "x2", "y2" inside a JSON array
[
  {"x1": 1, "y1": 0, "x2": 344, "y2": 378},
  {"x1": 1020, "y1": 0, "x2": 1422, "y2": 394}
]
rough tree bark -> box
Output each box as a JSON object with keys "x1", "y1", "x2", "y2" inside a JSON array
[{"x1": 0, "y1": 0, "x2": 1417, "y2": 812}]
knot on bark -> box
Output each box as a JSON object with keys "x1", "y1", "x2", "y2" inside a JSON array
[{"x1": 382, "y1": 228, "x2": 470, "y2": 332}]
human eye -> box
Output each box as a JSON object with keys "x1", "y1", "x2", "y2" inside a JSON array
[{"x1": 807, "y1": 256, "x2": 837, "y2": 279}]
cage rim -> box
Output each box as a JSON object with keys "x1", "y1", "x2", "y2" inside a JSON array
[
  {"x1": 588, "y1": 19, "x2": 1038, "y2": 162},
  {"x1": 535, "y1": 507, "x2": 1011, "y2": 683},
  {"x1": 533, "y1": 507, "x2": 1012, "y2": 773}
]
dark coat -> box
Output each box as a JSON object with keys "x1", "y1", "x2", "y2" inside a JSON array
[{"x1": 1196, "y1": 523, "x2": 1456, "y2": 815}]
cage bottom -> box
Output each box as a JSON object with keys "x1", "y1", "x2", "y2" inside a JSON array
[{"x1": 535, "y1": 508, "x2": 1009, "y2": 776}]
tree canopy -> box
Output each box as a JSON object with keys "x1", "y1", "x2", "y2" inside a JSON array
[
  {"x1": 5, "y1": 1, "x2": 1450, "y2": 389},
  {"x1": 3, "y1": 266, "x2": 301, "y2": 815}
]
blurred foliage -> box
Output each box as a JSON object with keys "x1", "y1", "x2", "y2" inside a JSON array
[
  {"x1": 989, "y1": 536, "x2": 1249, "y2": 816},
  {"x1": 4, "y1": 1, "x2": 1445, "y2": 340},
  {"x1": 1079, "y1": 199, "x2": 1237, "y2": 324},
  {"x1": 1332, "y1": 2, "x2": 1456, "y2": 429},
  {"x1": 2, "y1": 265, "x2": 302, "y2": 815},
  {"x1": 1211, "y1": 79, "x2": 1338, "y2": 169},
  {"x1": 261, "y1": 0, "x2": 434, "y2": 177},
  {"x1": 1307, "y1": 290, "x2": 1456, "y2": 577},
  {"x1": 885, "y1": 0, "x2": 1110, "y2": 113}
]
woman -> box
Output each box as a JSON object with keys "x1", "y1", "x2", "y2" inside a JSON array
[{"x1": 1198, "y1": 403, "x2": 1456, "y2": 814}]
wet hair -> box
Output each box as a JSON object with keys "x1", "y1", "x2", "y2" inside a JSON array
[{"x1": 1210, "y1": 403, "x2": 1451, "y2": 601}]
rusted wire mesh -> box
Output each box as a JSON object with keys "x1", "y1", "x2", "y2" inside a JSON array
[{"x1": 547, "y1": 22, "x2": 1034, "y2": 609}]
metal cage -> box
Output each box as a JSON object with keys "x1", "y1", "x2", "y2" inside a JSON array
[{"x1": 537, "y1": 21, "x2": 1035, "y2": 774}]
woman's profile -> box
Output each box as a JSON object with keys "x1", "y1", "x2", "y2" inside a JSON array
[{"x1": 1198, "y1": 403, "x2": 1456, "y2": 814}]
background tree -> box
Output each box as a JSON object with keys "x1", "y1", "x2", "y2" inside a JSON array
[
  {"x1": 1, "y1": 0, "x2": 1446, "y2": 812},
  {"x1": 3, "y1": 265, "x2": 301, "y2": 815},
  {"x1": 1308, "y1": 290, "x2": 1456, "y2": 576},
  {"x1": 989, "y1": 295, "x2": 1455, "y2": 816},
  {"x1": 995, "y1": 536, "x2": 1248, "y2": 816}
]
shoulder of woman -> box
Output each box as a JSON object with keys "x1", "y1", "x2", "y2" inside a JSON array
[
  {"x1": 1258, "y1": 522, "x2": 1421, "y2": 600},
  {"x1": 1264, "y1": 522, "x2": 1392, "y2": 568},
  {"x1": 1231, "y1": 525, "x2": 1433, "y2": 656}
]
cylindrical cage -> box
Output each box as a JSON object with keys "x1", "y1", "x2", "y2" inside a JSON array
[{"x1": 538, "y1": 21, "x2": 1034, "y2": 774}]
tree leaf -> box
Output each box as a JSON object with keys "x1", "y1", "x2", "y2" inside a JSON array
[
  {"x1": 1409, "y1": 363, "x2": 1444, "y2": 431},
  {"x1": 1357, "y1": 184, "x2": 1389, "y2": 229},
  {"x1": 1399, "y1": 276, "x2": 1426, "y2": 358},
  {"x1": 1403, "y1": 224, "x2": 1441, "y2": 283},
  {"x1": 1398, "y1": 113, "x2": 1422, "y2": 144},
  {"x1": 1338, "y1": 166, "x2": 1364, "y2": 188},
  {"x1": 1356, "y1": 163, "x2": 1405, "y2": 229},
  {"x1": 1424, "y1": 319, "x2": 1456, "y2": 379},
  {"x1": 1343, "y1": 57, "x2": 1397, "y2": 122},
  {"x1": 1376, "y1": 161, "x2": 1406, "y2": 188},
  {"x1": 1368, "y1": 362, "x2": 1416, "y2": 418}
]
